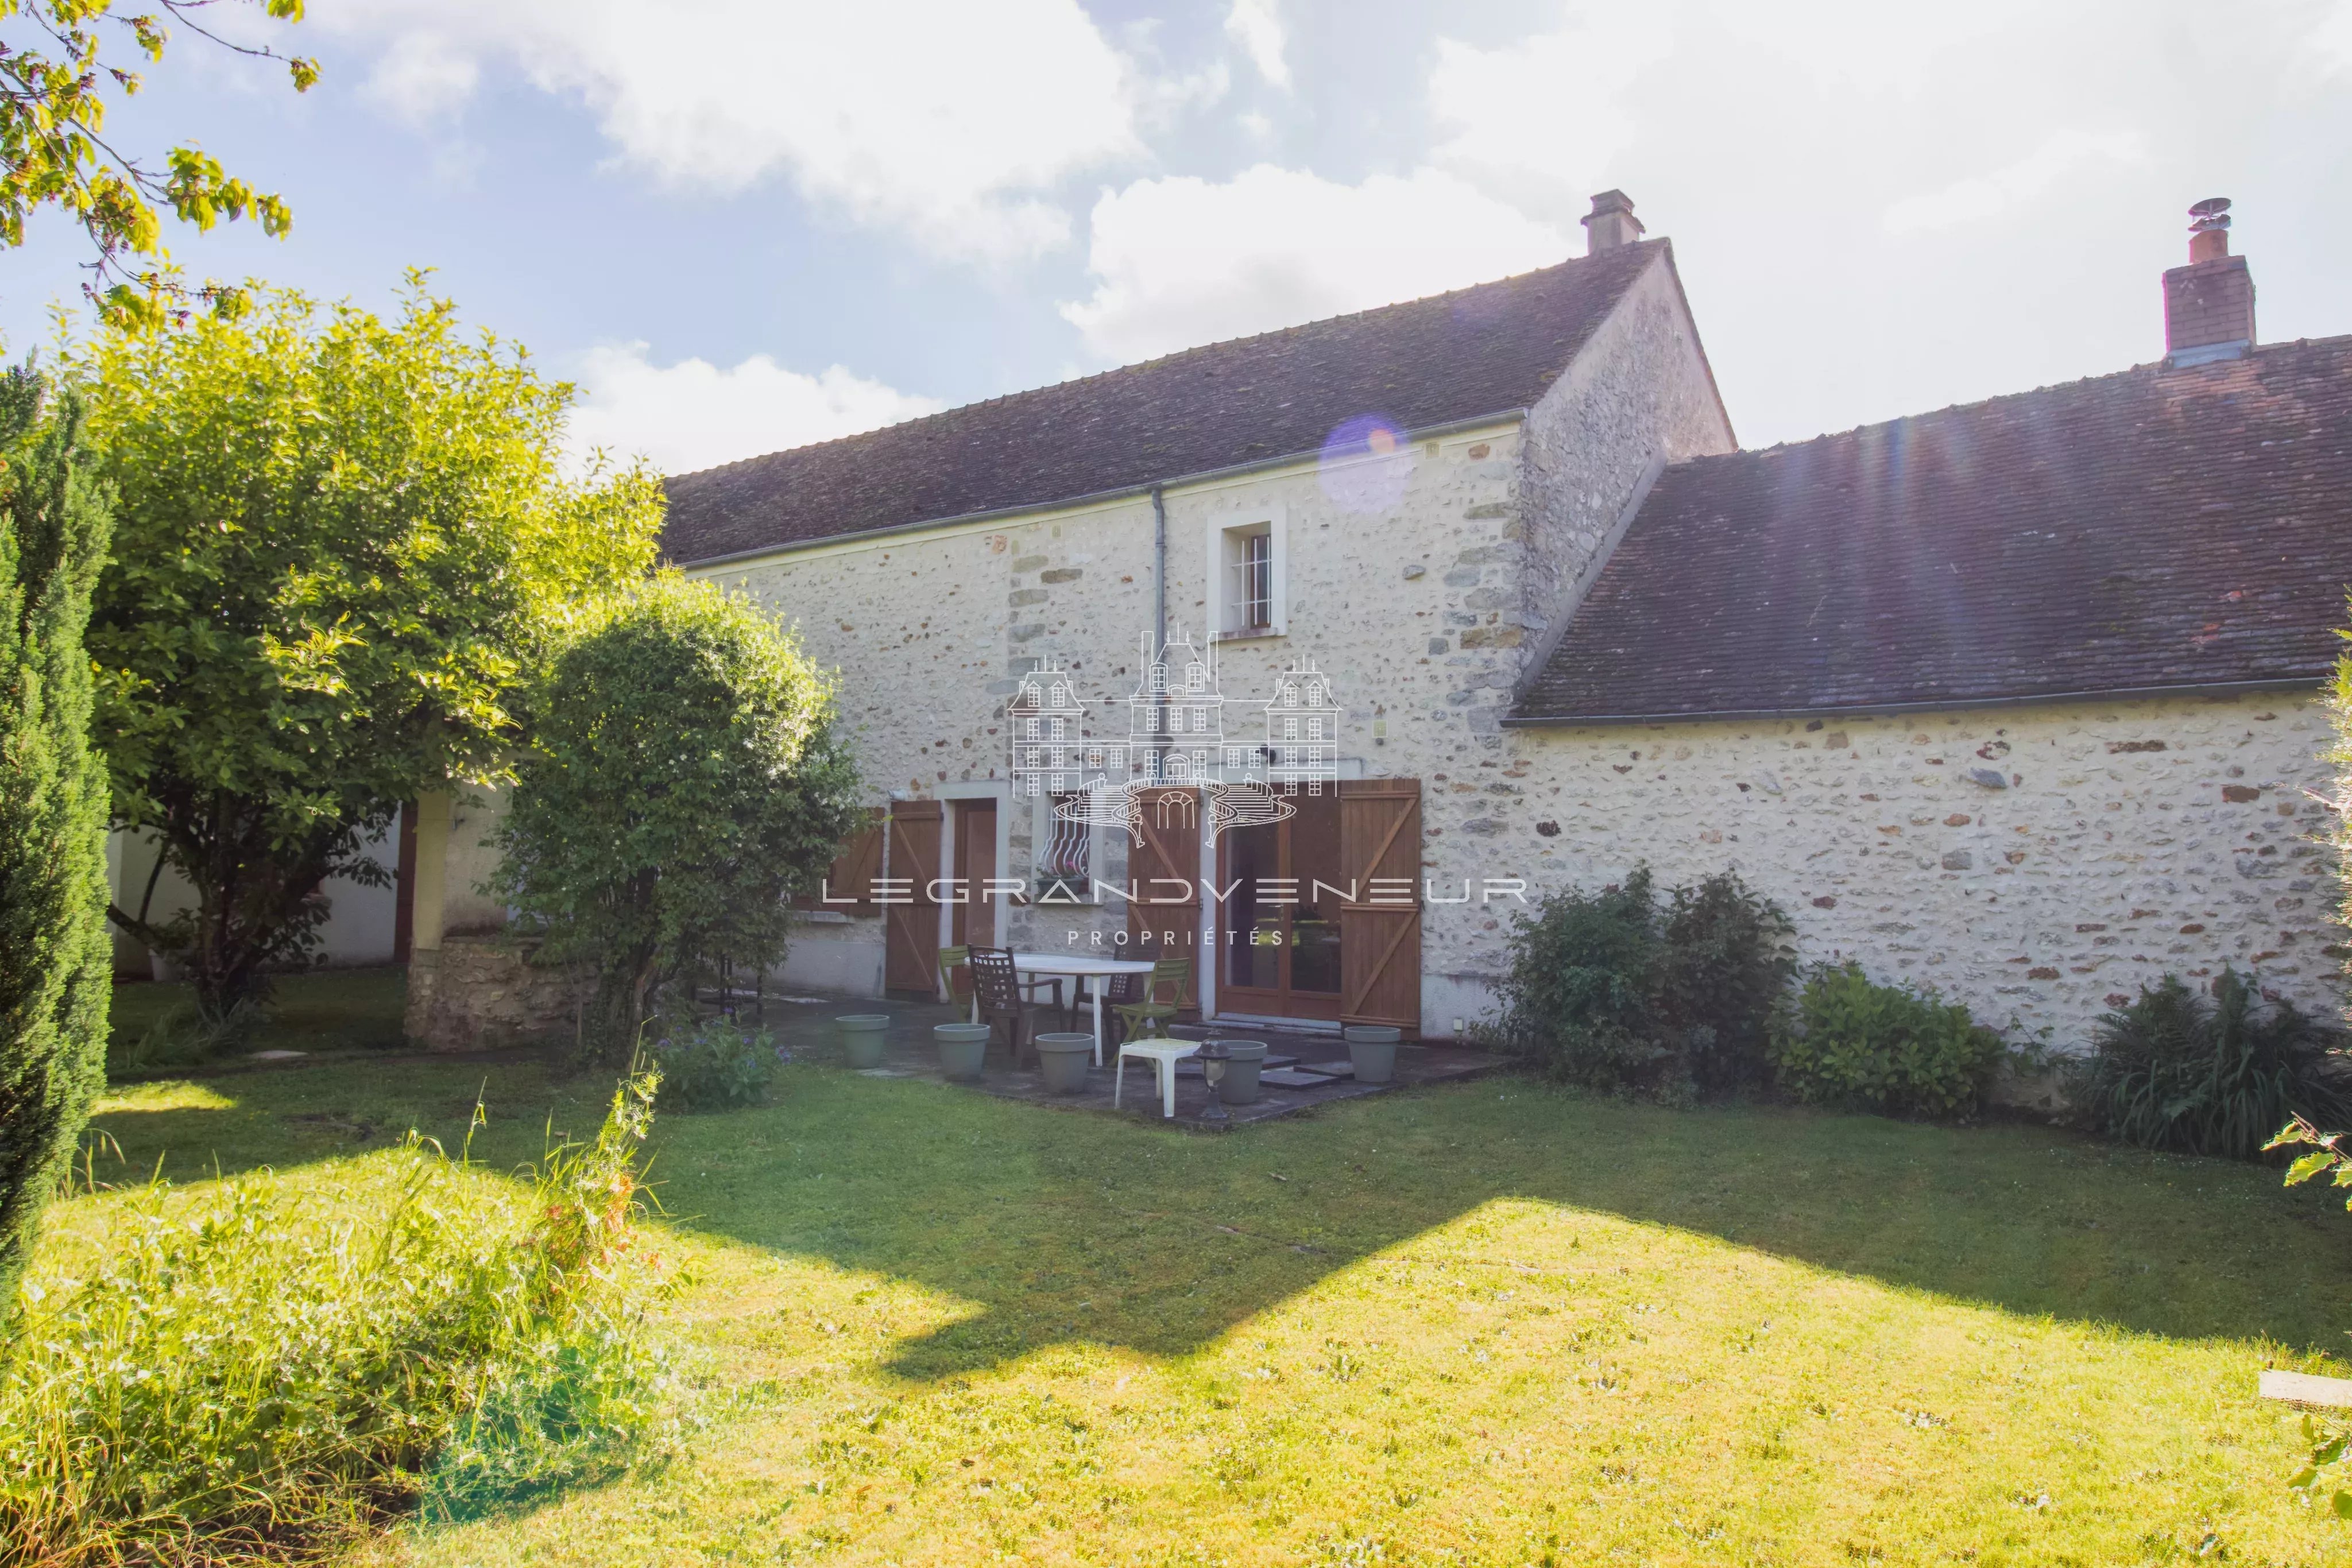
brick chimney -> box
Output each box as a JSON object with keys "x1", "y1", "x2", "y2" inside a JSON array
[
  {"x1": 2163, "y1": 198, "x2": 2255, "y2": 367},
  {"x1": 1582, "y1": 189, "x2": 1645, "y2": 254}
]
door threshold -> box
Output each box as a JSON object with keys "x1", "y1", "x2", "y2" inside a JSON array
[{"x1": 1204, "y1": 1012, "x2": 1343, "y2": 1033}]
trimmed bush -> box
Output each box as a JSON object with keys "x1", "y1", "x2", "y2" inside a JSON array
[
  {"x1": 0, "y1": 1071, "x2": 674, "y2": 1560},
  {"x1": 1487, "y1": 868, "x2": 1793, "y2": 1099},
  {"x1": 1769, "y1": 962, "x2": 2005, "y2": 1120},
  {"x1": 493, "y1": 577, "x2": 862, "y2": 1061},
  {"x1": 649, "y1": 1014, "x2": 779, "y2": 1113},
  {"x1": 2082, "y1": 968, "x2": 2352, "y2": 1160}
]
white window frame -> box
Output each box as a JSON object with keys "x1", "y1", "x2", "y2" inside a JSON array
[{"x1": 1207, "y1": 504, "x2": 1287, "y2": 640}]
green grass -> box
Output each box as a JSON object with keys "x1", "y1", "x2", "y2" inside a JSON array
[
  {"x1": 53, "y1": 1032, "x2": 2352, "y2": 1566},
  {"x1": 107, "y1": 967, "x2": 412, "y2": 1072}
]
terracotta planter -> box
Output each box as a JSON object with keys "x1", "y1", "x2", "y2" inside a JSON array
[
  {"x1": 835, "y1": 1014, "x2": 889, "y2": 1069},
  {"x1": 1034, "y1": 1032, "x2": 1094, "y2": 1094},
  {"x1": 1209, "y1": 1040, "x2": 1268, "y2": 1105},
  {"x1": 1344, "y1": 1024, "x2": 1401, "y2": 1085},
  {"x1": 933, "y1": 1021, "x2": 992, "y2": 1081}
]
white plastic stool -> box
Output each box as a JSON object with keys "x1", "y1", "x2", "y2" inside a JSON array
[{"x1": 1113, "y1": 1039, "x2": 1199, "y2": 1118}]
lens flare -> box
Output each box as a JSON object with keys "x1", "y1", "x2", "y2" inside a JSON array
[{"x1": 1318, "y1": 412, "x2": 1414, "y2": 514}]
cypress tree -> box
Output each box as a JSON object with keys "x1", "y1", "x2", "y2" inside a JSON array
[{"x1": 0, "y1": 366, "x2": 113, "y2": 1315}]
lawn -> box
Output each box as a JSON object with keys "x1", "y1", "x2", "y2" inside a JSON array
[{"x1": 48, "y1": 1001, "x2": 2352, "y2": 1566}]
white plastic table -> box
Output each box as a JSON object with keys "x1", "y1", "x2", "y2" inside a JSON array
[{"x1": 1011, "y1": 952, "x2": 1158, "y2": 1065}]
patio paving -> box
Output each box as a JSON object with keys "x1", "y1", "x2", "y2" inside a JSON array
[{"x1": 751, "y1": 993, "x2": 1505, "y2": 1128}]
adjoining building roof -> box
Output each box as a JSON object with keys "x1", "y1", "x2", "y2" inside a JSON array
[
  {"x1": 1510, "y1": 336, "x2": 2352, "y2": 725},
  {"x1": 660, "y1": 241, "x2": 1669, "y2": 566}
]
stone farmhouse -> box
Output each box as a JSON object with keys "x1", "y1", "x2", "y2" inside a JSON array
[{"x1": 393, "y1": 190, "x2": 2352, "y2": 1052}]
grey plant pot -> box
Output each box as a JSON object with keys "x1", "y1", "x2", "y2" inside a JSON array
[
  {"x1": 1034, "y1": 1032, "x2": 1094, "y2": 1094},
  {"x1": 1344, "y1": 1024, "x2": 1402, "y2": 1085},
  {"x1": 1209, "y1": 1040, "x2": 1268, "y2": 1105},
  {"x1": 933, "y1": 1021, "x2": 993, "y2": 1081},
  {"x1": 836, "y1": 1014, "x2": 890, "y2": 1069}
]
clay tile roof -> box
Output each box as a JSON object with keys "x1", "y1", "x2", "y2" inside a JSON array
[
  {"x1": 660, "y1": 241, "x2": 1668, "y2": 565},
  {"x1": 1510, "y1": 335, "x2": 2352, "y2": 724}
]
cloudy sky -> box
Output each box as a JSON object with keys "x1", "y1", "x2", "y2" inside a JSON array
[{"x1": 7, "y1": 1, "x2": 2349, "y2": 472}]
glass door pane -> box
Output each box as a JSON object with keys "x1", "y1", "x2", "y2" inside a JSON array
[
  {"x1": 1288, "y1": 796, "x2": 1342, "y2": 994},
  {"x1": 1224, "y1": 818, "x2": 1281, "y2": 991}
]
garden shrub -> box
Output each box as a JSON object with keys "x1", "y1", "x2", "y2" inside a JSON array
[
  {"x1": 1769, "y1": 962, "x2": 2005, "y2": 1120},
  {"x1": 0, "y1": 1070, "x2": 675, "y2": 1562},
  {"x1": 493, "y1": 577, "x2": 862, "y2": 1062},
  {"x1": 649, "y1": 1013, "x2": 779, "y2": 1113},
  {"x1": 1655, "y1": 873, "x2": 1798, "y2": 1095},
  {"x1": 1488, "y1": 868, "x2": 1792, "y2": 1098},
  {"x1": 2080, "y1": 968, "x2": 2352, "y2": 1160}
]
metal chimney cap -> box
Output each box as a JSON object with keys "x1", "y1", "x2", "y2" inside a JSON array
[{"x1": 2189, "y1": 196, "x2": 2233, "y2": 233}]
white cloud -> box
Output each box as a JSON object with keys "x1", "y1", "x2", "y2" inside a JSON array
[
  {"x1": 2314, "y1": 0, "x2": 2352, "y2": 75},
  {"x1": 322, "y1": 0, "x2": 1139, "y2": 261},
  {"x1": 1225, "y1": 0, "x2": 1290, "y2": 88},
  {"x1": 1881, "y1": 129, "x2": 2144, "y2": 235},
  {"x1": 1059, "y1": 165, "x2": 1571, "y2": 365},
  {"x1": 566, "y1": 344, "x2": 942, "y2": 477},
  {"x1": 1428, "y1": 5, "x2": 1676, "y2": 217},
  {"x1": 359, "y1": 31, "x2": 478, "y2": 126}
]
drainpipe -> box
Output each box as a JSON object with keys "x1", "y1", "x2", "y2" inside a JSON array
[{"x1": 1150, "y1": 483, "x2": 1169, "y2": 780}]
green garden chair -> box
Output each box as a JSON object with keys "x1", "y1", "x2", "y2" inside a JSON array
[
  {"x1": 937, "y1": 944, "x2": 973, "y2": 1021},
  {"x1": 1113, "y1": 957, "x2": 1190, "y2": 1041}
]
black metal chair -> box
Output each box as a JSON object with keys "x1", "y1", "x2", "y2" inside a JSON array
[{"x1": 969, "y1": 947, "x2": 1059, "y2": 1068}]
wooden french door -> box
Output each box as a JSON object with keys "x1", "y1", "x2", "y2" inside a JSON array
[
  {"x1": 1127, "y1": 786, "x2": 1200, "y2": 1012},
  {"x1": 884, "y1": 799, "x2": 942, "y2": 996},
  {"x1": 1337, "y1": 779, "x2": 1422, "y2": 1031},
  {"x1": 1217, "y1": 794, "x2": 1345, "y2": 1022},
  {"x1": 946, "y1": 802, "x2": 996, "y2": 1006}
]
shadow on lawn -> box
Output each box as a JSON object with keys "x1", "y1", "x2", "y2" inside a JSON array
[
  {"x1": 86, "y1": 1050, "x2": 2352, "y2": 1381},
  {"x1": 655, "y1": 1070, "x2": 2352, "y2": 1381}
]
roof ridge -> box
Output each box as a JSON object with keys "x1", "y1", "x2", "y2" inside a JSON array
[
  {"x1": 1669, "y1": 331, "x2": 2352, "y2": 467},
  {"x1": 667, "y1": 241, "x2": 1664, "y2": 486}
]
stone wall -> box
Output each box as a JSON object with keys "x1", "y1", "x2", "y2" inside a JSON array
[
  {"x1": 1490, "y1": 691, "x2": 2344, "y2": 1050},
  {"x1": 1517, "y1": 252, "x2": 1737, "y2": 652},
  {"x1": 404, "y1": 933, "x2": 590, "y2": 1052}
]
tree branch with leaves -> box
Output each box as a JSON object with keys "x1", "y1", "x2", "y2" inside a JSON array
[{"x1": 1, "y1": 0, "x2": 316, "y2": 327}]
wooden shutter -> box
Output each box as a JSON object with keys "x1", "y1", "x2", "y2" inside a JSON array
[
  {"x1": 1339, "y1": 779, "x2": 1421, "y2": 1031},
  {"x1": 796, "y1": 807, "x2": 884, "y2": 912},
  {"x1": 1127, "y1": 785, "x2": 1201, "y2": 1012},
  {"x1": 884, "y1": 800, "x2": 942, "y2": 994}
]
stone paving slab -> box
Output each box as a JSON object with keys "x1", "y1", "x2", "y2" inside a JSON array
[{"x1": 754, "y1": 993, "x2": 1504, "y2": 1128}]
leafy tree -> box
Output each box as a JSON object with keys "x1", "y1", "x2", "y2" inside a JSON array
[
  {"x1": 0, "y1": 364, "x2": 112, "y2": 1313},
  {"x1": 3, "y1": 0, "x2": 317, "y2": 326},
  {"x1": 79, "y1": 279, "x2": 663, "y2": 1023},
  {"x1": 492, "y1": 578, "x2": 862, "y2": 1060}
]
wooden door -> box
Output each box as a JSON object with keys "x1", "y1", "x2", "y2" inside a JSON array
[
  {"x1": 1127, "y1": 785, "x2": 1200, "y2": 1012},
  {"x1": 393, "y1": 800, "x2": 418, "y2": 963},
  {"x1": 798, "y1": 806, "x2": 884, "y2": 912},
  {"x1": 951, "y1": 801, "x2": 996, "y2": 953},
  {"x1": 884, "y1": 799, "x2": 942, "y2": 995},
  {"x1": 1338, "y1": 779, "x2": 1421, "y2": 1032}
]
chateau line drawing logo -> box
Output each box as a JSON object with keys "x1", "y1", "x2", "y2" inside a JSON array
[
  {"x1": 1007, "y1": 631, "x2": 1343, "y2": 846},
  {"x1": 814, "y1": 635, "x2": 1529, "y2": 913}
]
